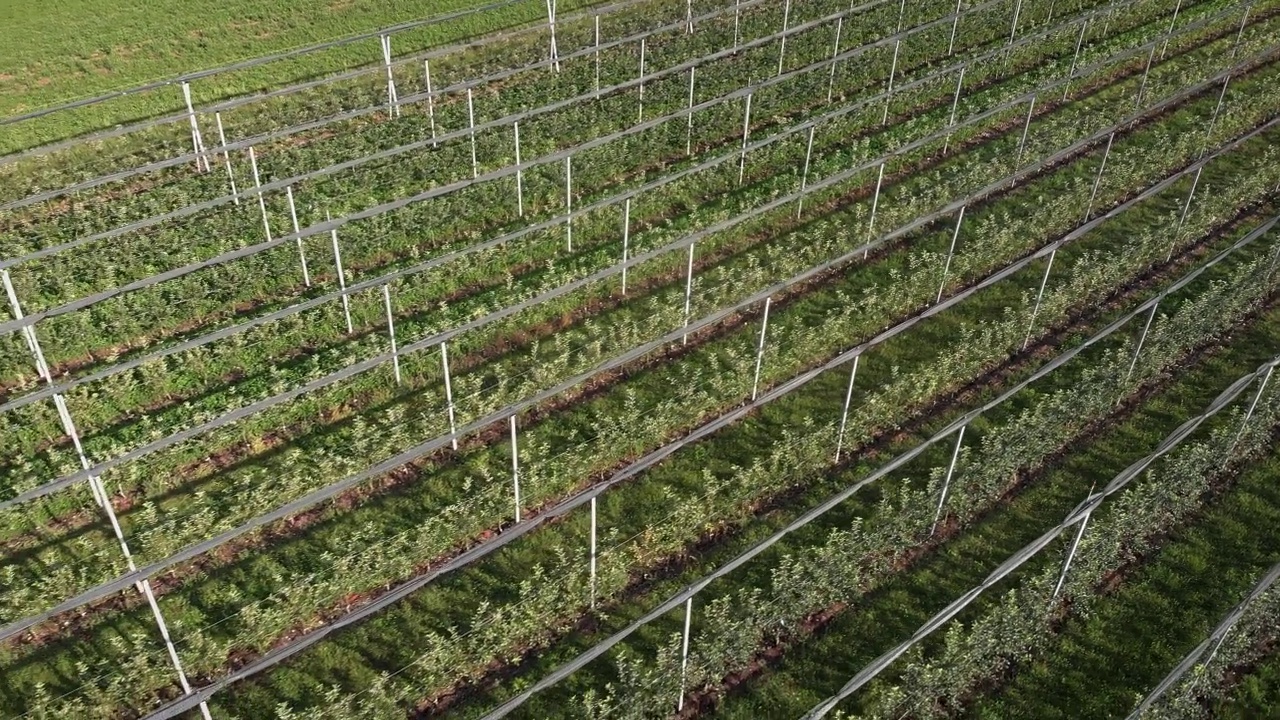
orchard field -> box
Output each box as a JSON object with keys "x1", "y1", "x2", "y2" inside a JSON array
[{"x1": 0, "y1": 0, "x2": 1279, "y2": 718}]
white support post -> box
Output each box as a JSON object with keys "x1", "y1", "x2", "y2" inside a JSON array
[
  {"x1": 943, "y1": 66, "x2": 965, "y2": 155},
  {"x1": 214, "y1": 112, "x2": 238, "y2": 204},
  {"x1": 1013, "y1": 95, "x2": 1036, "y2": 174},
  {"x1": 510, "y1": 415, "x2": 522, "y2": 522},
  {"x1": 248, "y1": 146, "x2": 272, "y2": 242},
  {"x1": 866, "y1": 161, "x2": 886, "y2": 259},
  {"x1": 1022, "y1": 247, "x2": 1057, "y2": 350},
  {"x1": 677, "y1": 597, "x2": 694, "y2": 712},
  {"x1": 441, "y1": 341, "x2": 459, "y2": 450},
  {"x1": 1052, "y1": 509, "x2": 1092, "y2": 598},
  {"x1": 328, "y1": 214, "x2": 354, "y2": 334},
  {"x1": 834, "y1": 354, "x2": 860, "y2": 462},
  {"x1": 638, "y1": 38, "x2": 647, "y2": 123},
  {"x1": 881, "y1": 39, "x2": 901, "y2": 126},
  {"x1": 1231, "y1": 5, "x2": 1251, "y2": 60},
  {"x1": 546, "y1": 0, "x2": 561, "y2": 72},
  {"x1": 738, "y1": 92, "x2": 753, "y2": 185},
  {"x1": 895, "y1": 0, "x2": 907, "y2": 33},
  {"x1": 751, "y1": 297, "x2": 772, "y2": 401},
  {"x1": 1009, "y1": 0, "x2": 1024, "y2": 47},
  {"x1": 1122, "y1": 302, "x2": 1159, "y2": 388},
  {"x1": 777, "y1": 0, "x2": 792, "y2": 77},
  {"x1": 1202, "y1": 76, "x2": 1230, "y2": 158},
  {"x1": 827, "y1": 17, "x2": 844, "y2": 103},
  {"x1": 686, "y1": 0, "x2": 694, "y2": 33},
  {"x1": 181, "y1": 81, "x2": 210, "y2": 173},
  {"x1": 1047, "y1": 0, "x2": 1057, "y2": 25},
  {"x1": 1231, "y1": 366, "x2": 1275, "y2": 451},
  {"x1": 733, "y1": 0, "x2": 742, "y2": 49},
  {"x1": 930, "y1": 424, "x2": 967, "y2": 536},
  {"x1": 285, "y1": 186, "x2": 312, "y2": 288},
  {"x1": 467, "y1": 87, "x2": 479, "y2": 179},
  {"x1": 2, "y1": 271, "x2": 212, "y2": 720},
  {"x1": 424, "y1": 60, "x2": 438, "y2": 146},
  {"x1": 621, "y1": 198, "x2": 631, "y2": 296},
  {"x1": 514, "y1": 122, "x2": 525, "y2": 217},
  {"x1": 1135, "y1": 45, "x2": 1156, "y2": 109},
  {"x1": 1063, "y1": 19, "x2": 1088, "y2": 101},
  {"x1": 797, "y1": 124, "x2": 817, "y2": 218},
  {"x1": 380, "y1": 35, "x2": 400, "y2": 118},
  {"x1": 686, "y1": 66, "x2": 697, "y2": 156},
  {"x1": 1084, "y1": 132, "x2": 1115, "y2": 222},
  {"x1": 682, "y1": 242, "x2": 695, "y2": 345},
  {"x1": 589, "y1": 495, "x2": 598, "y2": 608},
  {"x1": 383, "y1": 285, "x2": 401, "y2": 386},
  {"x1": 937, "y1": 206, "x2": 965, "y2": 304},
  {"x1": 1168, "y1": 166, "x2": 1203, "y2": 262},
  {"x1": 594, "y1": 16, "x2": 602, "y2": 98},
  {"x1": 948, "y1": 0, "x2": 962, "y2": 56},
  {"x1": 1160, "y1": 0, "x2": 1183, "y2": 59},
  {"x1": 565, "y1": 155, "x2": 573, "y2": 252}
]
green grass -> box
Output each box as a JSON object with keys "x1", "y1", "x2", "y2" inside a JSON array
[{"x1": 0, "y1": 0, "x2": 606, "y2": 150}]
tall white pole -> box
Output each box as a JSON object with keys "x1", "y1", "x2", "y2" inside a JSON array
[
  {"x1": 1123, "y1": 302, "x2": 1160, "y2": 388},
  {"x1": 441, "y1": 341, "x2": 459, "y2": 450},
  {"x1": 328, "y1": 213, "x2": 353, "y2": 334},
  {"x1": 1052, "y1": 510, "x2": 1092, "y2": 598},
  {"x1": 384, "y1": 285, "x2": 401, "y2": 386},
  {"x1": 380, "y1": 35, "x2": 400, "y2": 118},
  {"x1": 948, "y1": 0, "x2": 962, "y2": 56},
  {"x1": 682, "y1": 242, "x2": 695, "y2": 345},
  {"x1": 1231, "y1": 5, "x2": 1251, "y2": 60},
  {"x1": 589, "y1": 495, "x2": 598, "y2": 608},
  {"x1": 1231, "y1": 366, "x2": 1275, "y2": 451},
  {"x1": 622, "y1": 198, "x2": 631, "y2": 296},
  {"x1": 285, "y1": 186, "x2": 312, "y2": 287},
  {"x1": 686, "y1": 66, "x2": 697, "y2": 156},
  {"x1": 1201, "y1": 76, "x2": 1231, "y2": 158},
  {"x1": 1023, "y1": 248, "x2": 1057, "y2": 350},
  {"x1": 686, "y1": 0, "x2": 694, "y2": 33},
  {"x1": 835, "y1": 354, "x2": 860, "y2": 462},
  {"x1": 937, "y1": 206, "x2": 965, "y2": 304},
  {"x1": 181, "y1": 81, "x2": 209, "y2": 173},
  {"x1": 1063, "y1": 19, "x2": 1088, "y2": 101},
  {"x1": 1159, "y1": 0, "x2": 1183, "y2": 59},
  {"x1": 510, "y1": 415, "x2": 522, "y2": 522},
  {"x1": 738, "y1": 92, "x2": 754, "y2": 185},
  {"x1": 930, "y1": 424, "x2": 967, "y2": 536},
  {"x1": 943, "y1": 66, "x2": 965, "y2": 155},
  {"x1": 866, "y1": 161, "x2": 886, "y2": 259},
  {"x1": 1084, "y1": 132, "x2": 1115, "y2": 222},
  {"x1": 733, "y1": 0, "x2": 742, "y2": 49},
  {"x1": 1014, "y1": 95, "x2": 1036, "y2": 174},
  {"x1": 1009, "y1": 0, "x2": 1024, "y2": 47},
  {"x1": 1135, "y1": 45, "x2": 1156, "y2": 109},
  {"x1": 777, "y1": 0, "x2": 793, "y2": 76},
  {"x1": 514, "y1": 122, "x2": 525, "y2": 217},
  {"x1": 638, "y1": 38, "x2": 647, "y2": 123},
  {"x1": 1168, "y1": 166, "x2": 1203, "y2": 262},
  {"x1": 751, "y1": 297, "x2": 772, "y2": 401},
  {"x1": 546, "y1": 0, "x2": 561, "y2": 72},
  {"x1": 797, "y1": 124, "x2": 817, "y2": 218},
  {"x1": 248, "y1": 146, "x2": 272, "y2": 242},
  {"x1": 881, "y1": 39, "x2": 901, "y2": 126},
  {"x1": 467, "y1": 86, "x2": 479, "y2": 179},
  {"x1": 565, "y1": 155, "x2": 574, "y2": 252},
  {"x1": 827, "y1": 17, "x2": 845, "y2": 103},
  {"x1": 214, "y1": 112, "x2": 238, "y2": 203},
  {"x1": 594, "y1": 16, "x2": 602, "y2": 98},
  {"x1": 424, "y1": 59, "x2": 438, "y2": 146},
  {"x1": 677, "y1": 597, "x2": 694, "y2": 711}
]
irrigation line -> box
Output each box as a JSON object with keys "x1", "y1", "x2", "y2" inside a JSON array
[
  {"x1": 0, "y1": 0, "x2": 976, "y2": 273},
  {"x1": 801, "y1": 353, "x2": 1280, "y2": 719},
  {"x1": 4, "y1": 56, "x2": 1272, "y2": 658},
  {"x1": 1, "y1": 19, "x2": 1264, "y2": 519},
  {"x1": 484, "y1": 212, "x2": 1280, "y2": 720},
  {"x1": 0, "y1": 0, "x2": 783, "y2": 208},
  {"x1": 1128, "y1": 559, "x2": 1280, "y2": 718},
  {"x1": 0, "y1": 0, "x2": 1161, "y2": 416}
]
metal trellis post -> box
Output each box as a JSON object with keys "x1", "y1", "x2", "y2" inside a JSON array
[
  {"x1": 1052, "y1": 509, "x2": 1092, "y2": 598},
  {"x1": 248, "y1": 146, "x2": 272, "y2": 242},
  {"x1": 827, "y1": 17, "x2": 844, "y2": 103},
  {"x1": 797, "y1": 124, "x2": 817, "y2": 218},
  {"x1": 514, "y1": 122, "x2": 525, "y2": 217},
  {"x1": 511, "y1": 414, "x2": 523, "y2": 522},
  {"x1": 881, "y1": 39, "x2": 901, "y2": 126},
  {"x1": 442, "y1": 341, "x2": 459, "y2": 450},
  {"x1": 285, "y1": 186, "x2": 312, "y2": 287},
  {"x1": 686, "y1": 66, "x2": 697, "y2": 156},
  {"x1": 930, "y1": 424, "x2": 967, "y2": 536},
  {"x1": 467, "y1": 86, "x2": 479, "y2": 179},
  {"x1": 777, "y1": 0, "x2": 792, "y2": 76},
  {"x1": 384, "y1": 285, "x2": 401, "y2": 385},
  {"x1": 1084, "y1": 132, "x2": 1115, "y2": 222},
  {"x1": 565, "y1": 155, "x2": 574, "y2": 252},
  {"x1": 738, "y1": 92, "x2": 754, "y2": 185},
  {"x1": 937, "y1": 206, "x2": 966, "y2": 304},
  {"x1": 328, "y1": 216, "x2": 354, "y2": 334},
  {"x1": 1122, "y1": 301, "x2": 1160, "y2": 390},
  {"x1": 1063, "y1": 19, "x2": 1088, "y2": 101},
  {"x1": 1231, "y1": 366, "x2": 1275, "y2": 451},
  {"x1": 181, "y1": 81, "x2": 210, "y2": 173},
  {"x1": 943, "y1": 66, "x2": 965, "y2": 155},
  {"x1": 380, "y1": 34, "x2": 400, "y2": 118},
  {"x1": 1023, "y1": 248, "x2": 1057, "y2": 349},
  {"x1": 835, "y1": 354, "x2": 860, "y2": 462},
  {"x1": 424, "y1": 59, "x2": 438, "y2": 146},
  {"x1": 683, "y1": 242, "x2": 695, "y2": 345},
  {"x1": 214, "y1": 112, "x2": 238, "y2": 203},
  {"x1": 751, "y1": 297, "x2": 772, "y2": 401},
  {"x1": 622, "y1": 198, "x2": 632, "y2": 296},
  {"x1": 867, "y1": 161, "x2": 886, "y2": 258},
  {"x1": 677, "y1": 597, "x2": 694, "y2": 711}
]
